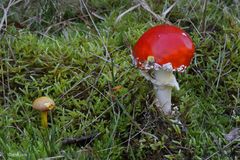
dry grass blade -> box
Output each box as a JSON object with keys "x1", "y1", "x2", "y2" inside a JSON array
[
  {"x1": 79, "y1": 0, "x2": 110, "y2": 59},
  {"x1": 59, "y1": 75, "x2": 92, "y2": 98},
  {"x1": 115, "y1": 0, "x2": 173, "y2": 24},
  {"x1": 0, "y1": 0, "x2": 23, "y2": 32},
  {"x1": 44, "y1": 17, "x2": 78, "y2": 34},
  {"x1": 38, "y1": 155, "x2": 64, "y2": 160},
  {"x1": 201, "y1": 0, "x2": 208, "y2": 37},
  {"x1": 137, "y1": 0, "x2": 172, "y2": 24},
  {"x1": 91, "y1": 11, "x2": 105, "y2": 21},
  {"x1": 0, "y1": 60, "x2": 6, "y2": 107},
  {"x1": 115, "y1": 4, "x2": 141, "y2": 24},
  {"x1": 161, "y1": 0, "x2": 179, "y2": 18}
]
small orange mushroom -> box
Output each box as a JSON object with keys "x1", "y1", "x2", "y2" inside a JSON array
[{"x1": 32, "y1": 96, "x2": 55, "y2": 128}]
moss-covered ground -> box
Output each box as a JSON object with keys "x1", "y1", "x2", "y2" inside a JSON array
[{"x1": 0, "y1": 0, "x2": 240, "y2": 159}]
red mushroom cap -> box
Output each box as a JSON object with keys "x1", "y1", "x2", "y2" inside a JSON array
[{"x1": 133, "y1": 24, "x2": 195, "y2": 72}]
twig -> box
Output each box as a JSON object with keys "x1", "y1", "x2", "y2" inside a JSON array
[{"x1": 62, "y1": 133, "x2": 99, "y2": 146}]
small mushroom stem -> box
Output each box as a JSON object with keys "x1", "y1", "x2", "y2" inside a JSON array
[
  {"x1": 41, "y1": 111, "x2": 48, "y2": 128},
  {"x1": 153, "y1": 69, "x2": 179, "y2": 115}
]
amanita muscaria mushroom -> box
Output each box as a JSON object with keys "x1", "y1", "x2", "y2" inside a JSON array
[
  {"x1": 32, "y1": 96, "x2": 55, "y2": 128},
  {"x1": 132, "y1": 24, "x2": 195, "y2": 115}
]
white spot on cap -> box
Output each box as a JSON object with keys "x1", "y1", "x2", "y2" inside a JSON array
[{"x1": 182, "y1": 33, "x2": 187, "y2": 37}]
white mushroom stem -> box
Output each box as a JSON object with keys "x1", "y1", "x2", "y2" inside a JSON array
[
  {"x1": 141, "y1": 69, "x2": 179, "y2": 115},
  {"x1": 154, "y1": 85, "x2": 172, "y2": 114}
]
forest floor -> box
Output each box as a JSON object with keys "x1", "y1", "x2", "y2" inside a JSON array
[{"x1": 0, "y1": 0, "x2": 240, "y2": 159}]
